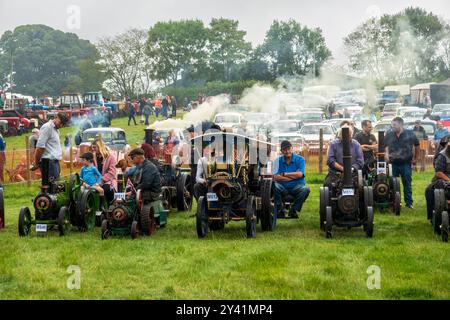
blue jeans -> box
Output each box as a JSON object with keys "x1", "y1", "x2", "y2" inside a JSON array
[
  {"x1": 274, "y1": 183, "x2": 310, "y2": 214},
  {"x1": 392, "y1": 162, "x2": 413, "y2": 206}
]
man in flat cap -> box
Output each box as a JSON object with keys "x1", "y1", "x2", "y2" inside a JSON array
[
  {"x1": 31, "y1": 113, "x2": 70, "y2": 187},
  {"x1": 128, "y1": 148, "x2": 162, "y2": 198},
  {"x1": 273, "y1": 140, "x2": 310, "y2": 219}
]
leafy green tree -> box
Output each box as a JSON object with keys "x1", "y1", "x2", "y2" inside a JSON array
[
  {"x1": 0, "y1": 24, "x2": 103, "y2": 96},
  {"x1": 146, "y1": 20, "x2": 208, "y2": 86},
  {"x1": 344, "y1": 7, "x2": 446, "y2": 83},
  {"x1": 260, "y1": 20, "x2": 331, "y2": 78},
  {"x1": 97, "y1": 29, "x2": 151, "y2": 98},
  {"x1": 206, "y1": 18, "x2": 252, "y2": 81}
]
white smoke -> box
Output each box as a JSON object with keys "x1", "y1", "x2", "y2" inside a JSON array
[{"x1": 147, "y1": 94, "x2": 230, "y2": 130}]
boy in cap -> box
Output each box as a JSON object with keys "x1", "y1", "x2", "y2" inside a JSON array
[{"x1": 79, "y1": 152, "x2": 104, "y2": 195}]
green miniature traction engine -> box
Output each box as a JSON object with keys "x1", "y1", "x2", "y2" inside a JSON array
[
  {"x1": 18, "y1": 173, "x2": 96, "y2": 236},
  {"x1": 366, "y1": 131, "x2": 401, "y2": 215},
  {"x1": 101, "y1": 183, "x2": 168, "y2": 239}
]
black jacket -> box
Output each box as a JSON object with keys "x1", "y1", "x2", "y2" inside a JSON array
[{"x1": 137, "y1": 159, "x2": 162, "y2": 194}]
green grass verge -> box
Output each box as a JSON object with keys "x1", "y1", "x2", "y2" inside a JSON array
[{"x1": 0, "y1": 171, "x2": 449, "y2": 299}]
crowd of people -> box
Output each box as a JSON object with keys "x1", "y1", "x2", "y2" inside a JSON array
[
  {"x1": 126, "y1": 95, "x2": 178, "y2": 126},
  {"x1": 4, "y1": 104, "x2": 450, "y2": 229}
]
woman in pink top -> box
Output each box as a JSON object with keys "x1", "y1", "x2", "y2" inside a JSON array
[{"x1": 90, "y1": 138, "x2": 117, "y2": 204}]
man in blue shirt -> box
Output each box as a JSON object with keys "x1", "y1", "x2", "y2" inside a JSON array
[{"x1": 273, "y1": 140, "x2": 310, "y2": 219}]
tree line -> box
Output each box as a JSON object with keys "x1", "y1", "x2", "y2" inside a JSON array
[{"x1": 0, "y1": 7, "x2": 449, "y2": 99}]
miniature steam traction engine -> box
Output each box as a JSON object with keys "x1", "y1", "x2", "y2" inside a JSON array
[
  {"x1": 194, "y1": 132, "x2": 274, "y2": 238},
  {"x1": 101, "y1": 182, "x2": 168, "y2": 239},
  {"x1": 432, "y1": 184, "x2": 450, "y2": 242},
  {"x1": 18, "y1": 173, "x2": 90, "y2": 236},
  {"x1": 366, "y1": 131, "x2": 401, "y2": 215},
  {"x1": 319, "y1": 127, "x2": 375, "y2": 238},
  {"x1": 145, "y1": 128, "x2": 193, "y2": 212}
]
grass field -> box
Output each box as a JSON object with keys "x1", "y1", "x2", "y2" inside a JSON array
[{"x1": 0, "y1": 116, "x2": 449, "y2": 300}]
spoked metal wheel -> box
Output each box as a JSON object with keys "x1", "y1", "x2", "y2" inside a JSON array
[
  {"x1": 101, "y1": 219, "x2": 109, "y2": 240},
  {"x1": 57, "y1": 206, "x2": 70, "y2": 237},
  {"x1": 162, "y1": 188, "x2": 171, "y2": 211},
  {"x1": 140, "y1": 204, "x2": 156, "y2": 236},
  {"x1": 18, "y1": 207, "x2": 32, "y2": 237},
  {"x1": 77, "y1": 189, "x2": 98, "y2": 232},
  {"x1": 320, "y1": 187, "x2": 330, "y2": 231},
  {"x1": 365, "y1": 207, "x2": 374, "y2": 238},
  {"x1": 176, "y1": 173, "x2": 193, "y2": 212},
  {"x1": 325, "y1": 206, "x2": 333, "y2": 239},
  {"x1": 358, "y1": 170, "x2": 364, "y2": 193},
  {"x1": 441, "y1": 211, "x2": 449, "y2": 243},
  {"x1": 393, "y1": 191, "x2": 401, "y2": 216},
  {"x1": 246, "y1": 196, "x2": 257, "y2": 238},
  {"x1": 131, "y1": 220, "x2": 139, "y2": 239},
  {"x1": 433, "y1": 189, "x2": 446, "y2": 235},
  {"x1": 260, "y1": 179, "x2": 274, "y2": 231},
  {"x1": 196, "y1": 196, "x2": 209, "y2": 238}
]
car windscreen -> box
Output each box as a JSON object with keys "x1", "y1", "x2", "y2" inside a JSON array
[
  {"x1": 433, "y1": 105, "x2": 450, "y2": 112},
  {"x1": 300, "y1": 113, "x2": 322, "y2": 120},
  {"x1": 301, "y1": 126, "x2": 333, "y2": 135},
  {"x1": 82, "y1": 132, "x2": 113, "y2": 142},
  {"x1": 245, "y1": 114, "x2": 267, "y2": 122},
  {"x1": 384, "y1": 105, "x2": 399, "y2": 112},
  {"x1": 215, "y1": 115, "x2": 240, "y2": 123},
  {"x1": 271, "y1": 121, "x2": 299, "y2": 131},
  {"x1": 375, "y1": 124, "x2": 392, "y2": 132}
]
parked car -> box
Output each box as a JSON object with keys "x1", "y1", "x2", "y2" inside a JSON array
[
  {"x1": 401, "y1": 109, "x2": 427, "y2": 121},
  {"x1": 299, "y1": 123, "x2": 335, "y2": 151},
  {"x1": 395, "y1": 106, "x2": 420, "y2": 117},
  {"x1": 405, "y1": 119, "x2": 437, "y2": 157},
  {"x1": 266, "y1": 119, "x2": 303, "y2": 135},
  {"x1": 297, "y1": 111, "x2": 326, "y2": 124},
  {"x1": 381, "y1": 103, "x2": 402, "y2": 119},
  {"x1": 405, "y1": 120, "x2": 436, "y2": 141},
  {"x1": 352, "y1": 114, "x2": 377, "y2": 129},
  {"x1": 373, "y1": 120, "x2": 393, "y2": 134},
  {"x1": 323, "y1": 118, "x2": 353, "y2": 132},
  {"x1": 214, "y1": 112, "x2": 243, "y2": 130},
  {"x1": 431, "y1": 104, "x2": 450, "y2": 119},
  {"x1": 64, "y1": 127, "x2": 131, "y2": 167},
  {"x1": 243, "y1": 112, "x2": 271, "y2": 125},
  {"x1": 271, "y1": 132, "x2": 306, "y2": 154}
]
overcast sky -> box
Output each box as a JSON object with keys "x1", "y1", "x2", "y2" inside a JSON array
[{"x1": 1, "y1": 0, "x2": 450, "y2": 63}]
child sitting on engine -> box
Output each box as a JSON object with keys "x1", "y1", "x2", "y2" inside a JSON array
[{"x1": 80, "y1": 152, "x2": 104, "y2": 195}]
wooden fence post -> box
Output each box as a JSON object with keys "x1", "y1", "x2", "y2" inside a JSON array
[
  {"x1": 319, "y1": 128, "x2": 324, "y2": 174},
  {"x1": 25, "y1": 136, "x2": 31, "y2": 186}
]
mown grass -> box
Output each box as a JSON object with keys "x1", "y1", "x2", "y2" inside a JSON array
[
  {"x1": 0, "y1": 114, "x2": 449, "y2": 299},
  {"x1": 0, "y1": 170, "x2": 449, "y2": 300}
]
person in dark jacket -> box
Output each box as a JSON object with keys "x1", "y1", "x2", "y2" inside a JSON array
[
  {"x1": 129, "y1": 148, "x2": 161, "y2": 196},
  {"x1": 127, "y1": 100, "x2": 137, "y2": 126},
  {"x1": 161, "y1": 96, "x2": 169, "y2": 119},
  {"x1": 412, "y1": 120, "x2": 428, "y2": 141}
]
